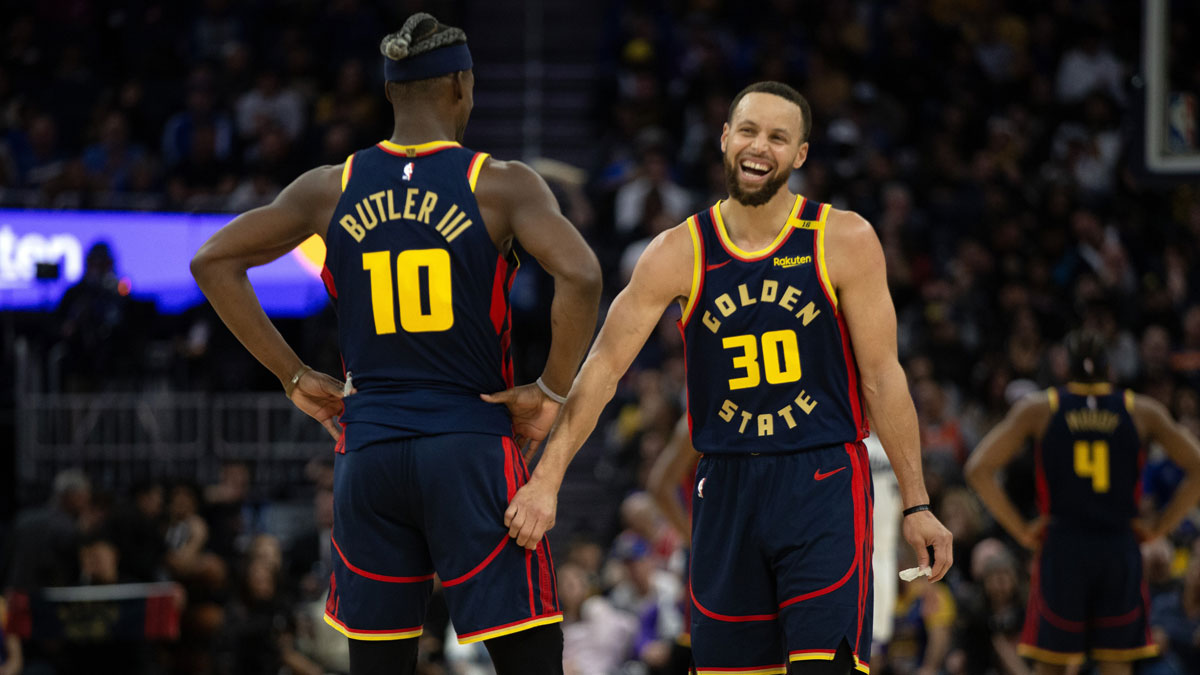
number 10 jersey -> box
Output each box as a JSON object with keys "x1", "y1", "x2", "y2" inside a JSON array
[
  {"x1": 678, "y1": 197, "x2": 868, "y2": 455},
  {"x1": 323, "y1": 140, "x2": 516, "y2": 438}
]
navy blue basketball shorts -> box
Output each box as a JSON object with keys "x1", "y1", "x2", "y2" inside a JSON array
[
  {"x1": 323, "y1": 425, "x2": 561, "y2": 643},
  {"x1": 690, "y1": 442, "x2": 873, "y2": 675},
  {"x1": 1019, "y1": 526, "x2": 1157, "y2": 665}
]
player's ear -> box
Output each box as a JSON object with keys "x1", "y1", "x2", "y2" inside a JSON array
[
  {"x1": 720, "y1": 122, "x2": 729, "y2": 153},
  {"x1": 384, "y1": 81, "x2": 394, "y2": 105},
  {"x1": 451, "y1": 72, "x2": 465, "y2": 101},
  {"x1": 793, "y1": 142, "x2": 808, "y2": 169}
]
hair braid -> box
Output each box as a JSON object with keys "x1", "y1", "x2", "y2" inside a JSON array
[{"x1": 380, "y1": 12, "x2": 467, "y2": 62}]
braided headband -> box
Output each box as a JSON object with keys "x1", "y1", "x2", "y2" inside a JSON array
[{"x1": 384, "y1": 43, "x2": 472, "y2": 82}]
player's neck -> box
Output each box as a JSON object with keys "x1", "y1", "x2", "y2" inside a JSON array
[
  {"x1": 388, "y1": 110, "x2": 459, "y2": 146},
  {"x1": 720, "y1": 189, "x2": 797, "y2": 246}
]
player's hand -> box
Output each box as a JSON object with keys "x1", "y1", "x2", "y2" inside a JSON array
[
  {"x1": 482, "y1": 383, "x2": 562, "y2": 461},
  {"x1": 1017, "y1": 516, "x2": 1047, "y2": 550},
  {"x1": 902, "y1": 509, "x2": 954, "y2": 582},
  {"x1": 288, "y1": 370, "x2": 350, "y2": 440},
  {"x1": 504, "y1": 476, "x2": 558, "y2": 549}
]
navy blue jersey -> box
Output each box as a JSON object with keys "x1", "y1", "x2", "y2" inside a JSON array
[
  {"x1": 322, "y1": 140, "x2": 516, "y2": 437},
  {"x1": 1036, "y1": 383, "x2": 1143, "y2": 530},
  {"x1": 678, "y1": 197, "x2": 867, "y2": 454}
]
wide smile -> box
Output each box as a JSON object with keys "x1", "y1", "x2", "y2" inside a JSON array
[{"x1": 738, "y1": 158, "x2": 773, "y2": 185}]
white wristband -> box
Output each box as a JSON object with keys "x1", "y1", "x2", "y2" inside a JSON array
[{"x1": 536, "y1": 376, "x2": 568, "y2": 404}]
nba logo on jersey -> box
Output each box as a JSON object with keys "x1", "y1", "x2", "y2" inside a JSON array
[{"x1": 402, "y1": 162, "x2": 414, "y2": 181}]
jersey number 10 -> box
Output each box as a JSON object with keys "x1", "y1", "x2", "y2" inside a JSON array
[
  {"x1": 362, "y1": 249, "x2": 454, "y2": 334},
  {"x1": 1073, "y1": 440, "x2": 1110, "y2": 493}
]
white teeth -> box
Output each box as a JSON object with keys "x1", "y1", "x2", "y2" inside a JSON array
[{"x1": 741, "y1": 160, "x2": 770, "y2": 172}]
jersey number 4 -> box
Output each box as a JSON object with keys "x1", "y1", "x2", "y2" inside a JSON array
[
  {"x1": 722, "y1": 329, "x2": 801, "y2": 390},
  {"x1": 1073, "y1": 440, "x2": 1110, "y2": 493},
  {"x1": 362, "y1": 249, "x2": 453, "y2": 334}
]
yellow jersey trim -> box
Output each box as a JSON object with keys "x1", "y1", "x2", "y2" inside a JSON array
[
  {"x1": 323, "y1": 613, "x2": 422, "y2": 641},
  {"x1": 787, "y1": 650, "x2": 868, "y2": 672},
  {"x1": 1018, "y1": 644, "x2": 1086, "y2": 665},
  {"x1": 467, "y1": 152, "x2": 490, "y2": 192},
  {"x1": 713, "y1": 196, "x2": 800, "y2": 260},
  {"x1": 1047, "y1": 387, "x2": 1059, "y2": 413},
  {"x1": 815, "y1": 207, "x2": 837, "y2": 310},
  {"x1": 1124, "y1": 389, "x2": 1136, "y2": 412},
  {"x1": 340, "y1": 154, "x2": 354, "y2": 192},
  {"x1": 1091, "y1": 645, "x2": 1160, "y2": 661},
  {"x1": 456, "y1": 613, "x2": 563, "y2": 644},
  {"x1": 680, "y1": 216, "x2": 703, "y2": 325},
  {"x1": 1066, "y1": 382, "x2": 1113, "y2": 396},
  {"x1": 378, "y1": 139, "x2": 462, "y2": 156},
  {"x1": 696, "y1": 667, "x2": 786, "y2": 675}
]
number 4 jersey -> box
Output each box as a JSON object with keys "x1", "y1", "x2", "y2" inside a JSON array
[
  {"x1": 678, "y1": 197, "x2": 868, "y2": 455},
  {"x1": 323, "y1": 140, "x2": 516, "y2": 437},
  {"x1": 1037, "y1": 383, "x2": 1143, "y2": 530}
]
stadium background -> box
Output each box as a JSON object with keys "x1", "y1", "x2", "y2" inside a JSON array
[{"x1": 2, "y1": 0, "x2": 1200, "y2": 673}]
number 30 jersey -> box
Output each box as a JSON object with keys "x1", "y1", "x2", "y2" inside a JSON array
[
  {"x1": 323, "y1": 140, "x2": 516, "y2": 437},
  {"x1": 678, "y1": 197, "x2": 867, "y2": 455},
  {"x1": 1037, "y1": 384, "x2": 1143, "y2": 530}
]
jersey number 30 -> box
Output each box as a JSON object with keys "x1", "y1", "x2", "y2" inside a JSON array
[
  {"x1": 362, "y1": 249, "x2": 453, "y2": 334},
  {"x1": 1073, "y1": 440, "x2": 1110, "y2": 493},
  {"x1": 722, "y1": 329, "x2": 802, "y2": 390}
]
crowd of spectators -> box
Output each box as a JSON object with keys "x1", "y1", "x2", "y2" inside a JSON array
[{"x1": 5, "y1": 0, "x2": 1200, "y2": 674}]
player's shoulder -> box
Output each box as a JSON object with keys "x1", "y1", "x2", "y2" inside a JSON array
[
  {"x1": 628, "y1": 220, "x2": 698, "y2": 294},
  {"x1": 824, "y1": 207, "x2": 876, "y2": 242}
]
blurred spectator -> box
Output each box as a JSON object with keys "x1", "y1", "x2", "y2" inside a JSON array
[
  {"x1": 109, "y1": 481, "x2": 167, "y2": 583},
  {"x1": 54, "y1": 241, "x2": 132, "y2": 391},
  {"x1": 887, "y1": 554, "x2": 958, "y2": 675},
  {"x1": 1, "y1": 468, "x2": 90, "y2": 590},
  {"x1": 161, "y1": 68, "x2": 234, "y2": 168},
  {"x1": 1150, "y1": 545, "x2": 1200, "y2": 674},
  {"x1": 82, "y1": 112, "x2": 146, "y2": 193},
  {"x1": 1054, "y1": 24, "x2": 1125, "y2": 104},
  {"x1": 560, "y1": 562, "x2": 637, "y2": 675},
  {"x1": 614, "y1": 141, "x2": 693, "y2": 238},
  {"x1": 235, "y1": 70, "x2": 306, "y2": 143},
  {"x1": 958, "y1": 544, "x2": 1030, "y2": 675}
]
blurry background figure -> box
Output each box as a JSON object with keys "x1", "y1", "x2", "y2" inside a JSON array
[{"x1": 53, "y1": 242, "x2": 133, "y2": 392}]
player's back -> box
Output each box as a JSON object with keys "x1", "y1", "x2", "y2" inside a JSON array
[
  {"x1": 1036, "y1": 383, "x2": 1143, "y2": 530},
  {"x1": 323, "y1": 140, "x2": 515, "y2": 437}
]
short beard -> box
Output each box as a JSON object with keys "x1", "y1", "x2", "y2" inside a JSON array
[{"x1": 724, "y1": 155, "x2": 790, "y2": 207}]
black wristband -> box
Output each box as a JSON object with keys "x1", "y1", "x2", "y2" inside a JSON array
[{"x1": 903, "y1": 504, "x2": 931, "y2": 517}]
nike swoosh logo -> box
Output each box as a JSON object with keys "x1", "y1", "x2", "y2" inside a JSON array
[
  {"x1": 706, "y1": 260, "x2": 732, "y2": 271},
  {"x1": 814, "y1": 467, "x2": 846, "y2": 481}
]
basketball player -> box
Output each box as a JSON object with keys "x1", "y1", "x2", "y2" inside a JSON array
[
  {"x1": 191, "y1": 14, "x2": 601, "y2": 675},
  {"x1": 965, "y1": 333, "x2": 1200, "y2": 674},
  {"x1": 492, "y1": 81, "x2": 954, "y2": 675}
]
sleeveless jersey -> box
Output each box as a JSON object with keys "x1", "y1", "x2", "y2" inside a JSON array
[
  {"x1": 678, "y1": 197, "x2": 867, "y2": 455},
  {"x1": 322, "y1": 140, "x2": 516, "y2": 437},
  {"x1": 1036, "y1": 383, "x2": 1143, "y2": 530}
]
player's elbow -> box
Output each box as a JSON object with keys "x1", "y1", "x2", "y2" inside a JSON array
[{"x1": 562, "y1": 247, "x2": 602, "y2": 300}]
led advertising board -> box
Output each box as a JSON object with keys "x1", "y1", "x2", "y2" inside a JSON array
[{"x1": 0, "y1": 210, "x2": 329, "y2": 316}]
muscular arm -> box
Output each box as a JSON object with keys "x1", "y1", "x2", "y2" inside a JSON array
[
  {"x1": 1134, "y1": 394, "x2": 1200, "y2": 539},
  {"x1": 964, "y1": 394, "x2": 1051, "y2": 549},
  {"x1": 191, "y1": 166, "x2": 347, "y2": 437},
  {"x1": 482, "y1": 160, "x2": 602, "y2": 395},
  {"x1": 825, "y1": 210, "x2": 953, "y2": 579},
  {"x1": 504, "y1": 224, "x2": 694, "y2": 547},
  {"x1": 191, "y1": 166, "x2": 340, "y2": 384}
]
